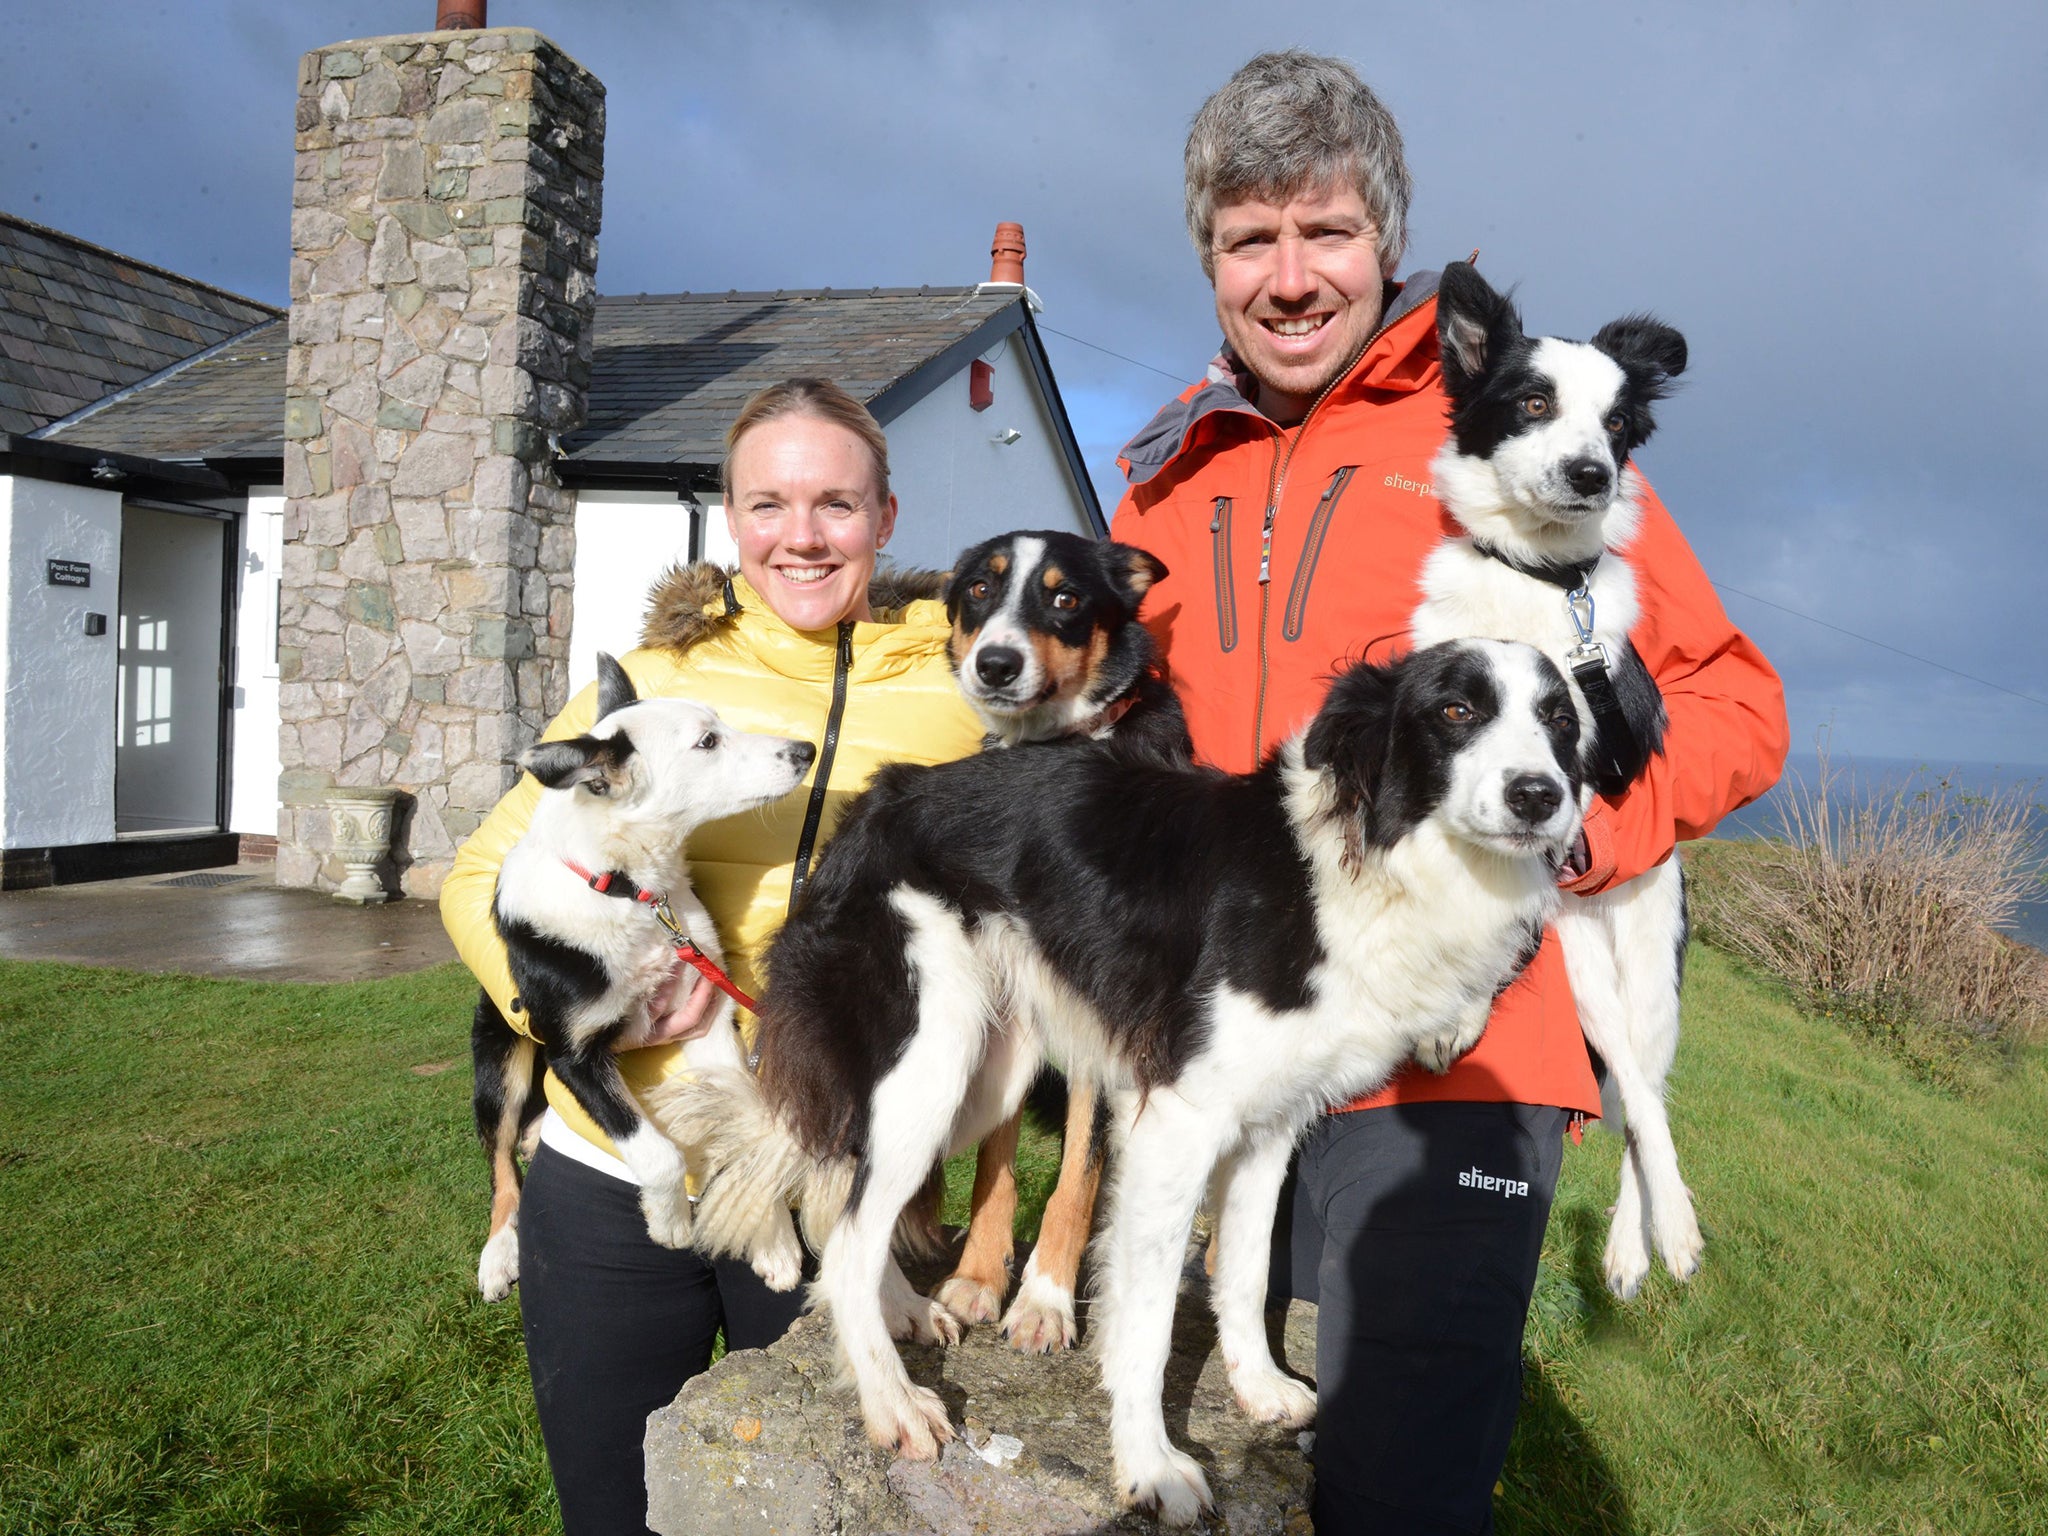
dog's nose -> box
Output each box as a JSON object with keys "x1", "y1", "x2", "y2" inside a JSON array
[
  {"x1": 1563, "y1": 457, "x2": 1611, "y2": 498},
  {"x1": 1505, "y1": 773, "x2": 1564, "y2": 824},
  {"x1": 785, "y1": 740, "x2": 817, "y2": 768},
  {"x1": 975, "y1": 647, "x2": 1024, "y2": 689}
]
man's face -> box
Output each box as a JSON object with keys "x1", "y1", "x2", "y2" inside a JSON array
[{"x1": 1210, "y1": 183, "x2": 1384, "y2": 424}]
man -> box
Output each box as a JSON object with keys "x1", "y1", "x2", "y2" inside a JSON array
[{"x1": 1109, "y1": 51, "x2": 1786, "y2": 1535}]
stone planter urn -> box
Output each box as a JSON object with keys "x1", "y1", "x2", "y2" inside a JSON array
[{"x1": 327, "y1": 788, "x2": 405, "y2": 904}]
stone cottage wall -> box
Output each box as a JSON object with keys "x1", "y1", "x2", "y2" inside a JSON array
[{"x1": 279, "y1": 27, "x2": 603, "y2": 897}]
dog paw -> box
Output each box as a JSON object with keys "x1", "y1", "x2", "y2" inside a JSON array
[
  {"x1": 884, "y1": 1293, "x2": 961, "y2": 1347},
  {"x1": 865, "y1": 1383, "x2": 953, "y2": 1461},
  {"x1": 1656, "y1": 1198, "x2": 1705, "y2": 1284},
  {"x1": 933, "y1": 1274, "x2": 1005, "y2": 1328},
  {"x1": 1118, "y1": 1446, "x2": 1213, "y2": 1527},
  {"x1": 477, "y1": 1224, "x2": 519, "y2": 1301},
  {"x1": 750, "y1": 1212, "x2": 805, "y2": 1294},
  {"x1": 1414, "y1": 1007, "x2": 1488, "y2": 1075},
  {"x1": 1603, "y1": 1220, "x2": 1650, "y2": 1301},
  {"x1": 1000, "y1": 1273, "x2": 1078, "y2": 1353},
  {"x1": 1413, "y1": 1031, "x2": 1462, "y2": 1075},
  {"x1": 641, "y1": 1195, "x2": 694, "y2": 1251},
  {"x1": 1231, "y1": 1365, "x2": 1317, "y2": 1428}
]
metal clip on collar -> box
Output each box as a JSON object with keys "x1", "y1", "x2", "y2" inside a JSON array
[{"x1": 1565, "y1": 583, "x2": 1607, "y2": 670}]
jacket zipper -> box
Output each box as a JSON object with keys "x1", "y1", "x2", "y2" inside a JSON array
[
  {"x1": 1282, "y1": 466, "x2": 1357, "y2": 642},
  {"x1": 786, "y1": 621, "x2": 853, "y2": 915},
  {"x1": 1209, "y1": 496, "x2": 1238, "y2": 652},
  {"x1": 1248, "y1": 308, "x2": 1410, "y2": 761}
]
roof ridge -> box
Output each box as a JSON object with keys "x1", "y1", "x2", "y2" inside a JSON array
[
  {"x1": 597, "y1": 285, "x2": 982, "y2": 305},
  {"x1": 0, "y1": 209, "x2": 283, "y2": 317},
  {"x1": 31, "y1": 316, "x2": 287, "y2": 441}
]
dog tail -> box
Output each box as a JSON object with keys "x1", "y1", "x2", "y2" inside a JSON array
[{"x1": 643, "y1": 1068, "x2": 852, "y2": 1259}]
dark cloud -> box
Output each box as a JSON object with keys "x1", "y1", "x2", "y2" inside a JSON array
[{"x1": 3, "y1": 0, "x2": 2041, "y2": 763}]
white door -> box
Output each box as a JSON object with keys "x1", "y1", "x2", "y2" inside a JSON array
[{"x1": 116, "y1": 506, "x2": 227, "y2": 835}]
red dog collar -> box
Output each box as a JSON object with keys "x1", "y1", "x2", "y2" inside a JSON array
[{"x1": 561, "y1": 859, "x2": 758, "y2": 1012}]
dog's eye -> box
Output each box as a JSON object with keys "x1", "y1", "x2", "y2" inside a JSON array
[
  {"x1": 694, "y1": 731, "x2": 719, "y2": 751},
  {"x1": 1050, "y1": 590, "x2": 1080, "y2": 611},
  {"x1": 1605, "y1": 412, "x2": 1627, "y2": 434},
  {"x1": 1443, "y1": 702, "x2": 1477, "y2": 724},
  {"x1": 1522, "y1": 395, "x2": 1549, "y2": 417},
  {"x1": 968, "y1": 580, "x2": 990, "y2": 601},
  {"x1": 1547, "y1": 710, "x2": 1577, "y2": 732},
  {"x1": 584, "y1": 778, "x2": 610, "y2": 796}
]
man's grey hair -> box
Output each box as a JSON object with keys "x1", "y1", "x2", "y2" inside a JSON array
[{"x1": 1184, "y1": 51, "x2": 1413, "y2": 282}]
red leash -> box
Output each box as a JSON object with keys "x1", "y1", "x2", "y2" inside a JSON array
[{"x1": 561, "y1": 859, "x2": 759, "y2": 1012}]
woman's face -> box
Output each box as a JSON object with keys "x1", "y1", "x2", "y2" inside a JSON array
[{"x1": 725, "y1": 414, "x2": 898, "y2": 632}]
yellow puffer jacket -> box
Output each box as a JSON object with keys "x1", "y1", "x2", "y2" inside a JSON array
[{"x1": 439, "y1": 564, "x2": 985, "y2": 1159}]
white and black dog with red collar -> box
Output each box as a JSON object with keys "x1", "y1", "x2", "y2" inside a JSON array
[
  {"x1": 469, "y1": 652, "x2": 815, "y2": 1301},
  {"x1": 1414, "y1": 259, "x2": 1700, "y2": 1298}
]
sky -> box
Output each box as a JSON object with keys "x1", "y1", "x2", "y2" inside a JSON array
[{"x1": 3, "y1": 0, "x2": 2044, "y2": 769}]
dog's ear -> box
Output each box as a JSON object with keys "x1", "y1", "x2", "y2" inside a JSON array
[
  {"x1": 520, "y1": 731, "x2": 637, "y2": 795},
  {"x1": 1592, "y1": 315, "x2": 1688, "y2": 389},
  {"x1": 1102, "y1": 542, "x2": 1168, "y2": 614},
  {"x1": 594, "y1": 652, "x2": 637, "y2": 721},
  {"x1": 1303, "y1": 656, "x2": 1402, "y2": 846},
  {"x1": 1435, "y1": 261, "x2": 1522, "y2": 398}
]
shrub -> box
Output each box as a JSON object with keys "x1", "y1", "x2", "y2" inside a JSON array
[{"x1": 1689, "y1": 752, "x2": 2048, "y2": 1086}]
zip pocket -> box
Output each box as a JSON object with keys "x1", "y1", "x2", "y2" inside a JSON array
[
  {"x1": 1282, "y1": 467, "x2": 1357, "y2": 642},
  {"x1": 1210, "y1": 496, "x2": 1238, "y2": 653}
]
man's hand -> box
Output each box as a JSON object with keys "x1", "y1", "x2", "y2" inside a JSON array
[{"x1": 623, "y1": 963, "x2": 719, "y2": 1050}]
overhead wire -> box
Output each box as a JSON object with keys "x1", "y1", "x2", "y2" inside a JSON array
[{"x1": 1710, "y1": 582, "x2": 2048, "y2": 712}]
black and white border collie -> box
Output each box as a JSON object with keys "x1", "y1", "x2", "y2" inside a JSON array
[
  {"x1": 469, "y1": 653, "x2": 815, "y2": 1300},
  {"x1": 926, "y1": 531, "x2": 1192, "y2": 1354},
  {"x1": 1415, "y1": 259, "x2": 1700, "y2": 1297},
  {"x1": 654, "y1": 638, "x2": 1585, "y2": 1526},
  {"x1": 947, "y1": 528, "x2": 1191, "y2": 760}
]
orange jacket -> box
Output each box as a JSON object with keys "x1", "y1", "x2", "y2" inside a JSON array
[{"x1": 1110, "y1": 272, "x2": 1787, "y2": 1115}]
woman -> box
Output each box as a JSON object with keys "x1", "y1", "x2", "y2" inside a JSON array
[{"x1": 440, "y1": 378, "x2": 984, "y2": 1536}]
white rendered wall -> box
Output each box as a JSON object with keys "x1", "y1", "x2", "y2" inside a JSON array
[
  {"x1": 880, "y1": 337, "x2": 1094, "y2": 574},
  {"x1": 0, "y1": 474, "x2": 123, "y2": 848},
  {"x1": 229, "y1": 489, "x2": 283, "y2": 835},
  {"x1": 568, "y1": 490, "x2": 734, "y2": 696}
]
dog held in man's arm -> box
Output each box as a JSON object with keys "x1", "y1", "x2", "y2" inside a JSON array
[
  {"x1": 650, "y1": 637, "x2": 1586, "y2": 1526},
  {"x1": 469, "y1": 652, "x2": 814, "y2": 1301}
]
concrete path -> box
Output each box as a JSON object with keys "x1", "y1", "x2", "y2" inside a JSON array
[{"x1": 0, "y1": 864, "x2": 457, "y2": 983}]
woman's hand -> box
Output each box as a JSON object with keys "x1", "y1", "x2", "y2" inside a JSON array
[{"x1": 623, "y1": 962, "x2": 720, "y2": 1050}]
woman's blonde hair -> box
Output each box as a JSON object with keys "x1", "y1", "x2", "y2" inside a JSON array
[{"x1": 720, "y1": 377, "x2": 892, "y2": 504}]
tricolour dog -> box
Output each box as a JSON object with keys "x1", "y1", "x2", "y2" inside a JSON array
[
  {"x1": 923, "y1": 529, "x2": 1192, "y2": 1353},
  {"x1": 1413, "y1": 259, "x2": 1699, "y2": 1297},
  {"x1": 655, "y1": 637, "x2": 1585, "y2": 1525},
  {"x1": 470, "y1": 652, "x2": 815, "y2": 1300}
]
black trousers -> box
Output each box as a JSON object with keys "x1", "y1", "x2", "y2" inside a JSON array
[
  {"x1": 1269, "y1": 1101, "x2": 1568, "y2": 1536},
  {"x1": 516, "y1": 1143, "x2": 808, "y2": 1536}
]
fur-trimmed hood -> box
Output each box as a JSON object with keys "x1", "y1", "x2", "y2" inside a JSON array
[{"x1": 638, "y1": 562, "x2": 952, "y2": 653}]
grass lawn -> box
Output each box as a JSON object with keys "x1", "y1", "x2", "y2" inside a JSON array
[{"x1": 3, "y1": 946, "x2": 2044, "y2": 1533}]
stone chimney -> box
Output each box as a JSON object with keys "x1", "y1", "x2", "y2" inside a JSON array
[{"x1": 279, "y1": 27, "x2": 604, "y2": 898}]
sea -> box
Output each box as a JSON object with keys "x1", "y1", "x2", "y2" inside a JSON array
[{"x1": 1707, "y1": 753, "x2": 2048, "y2": 953}]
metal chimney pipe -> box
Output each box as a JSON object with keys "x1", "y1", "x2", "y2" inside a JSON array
[
  {"x1": 437, "y1": 1, "x2": 486, "y2": 28},
  {"x1": 989, "y1": 222, "x2": 1026, "y2": 286}
]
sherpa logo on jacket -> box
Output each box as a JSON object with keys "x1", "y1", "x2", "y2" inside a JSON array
[{"x1": 1458, "y1": 1166, "x2": 1530, "y2": 1198}]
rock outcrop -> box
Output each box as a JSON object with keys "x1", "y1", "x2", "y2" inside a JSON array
[{"x1": 645, "y1": 1248, "x2": 1318, "y2": 1535}]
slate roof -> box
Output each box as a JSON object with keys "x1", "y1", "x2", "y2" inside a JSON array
[
  {"x1": 0, "y1": 212, "x2": 281, "y2": 437},
  {"x1": 39, "y1": 285, "x2": 1027, "y2": 482},
  {"x1": 38, "y1": 317, "x2": 289, "y2": 462},
  {"x1": 569, "y1": 287, "x2": 1019, "y2": 471}
]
